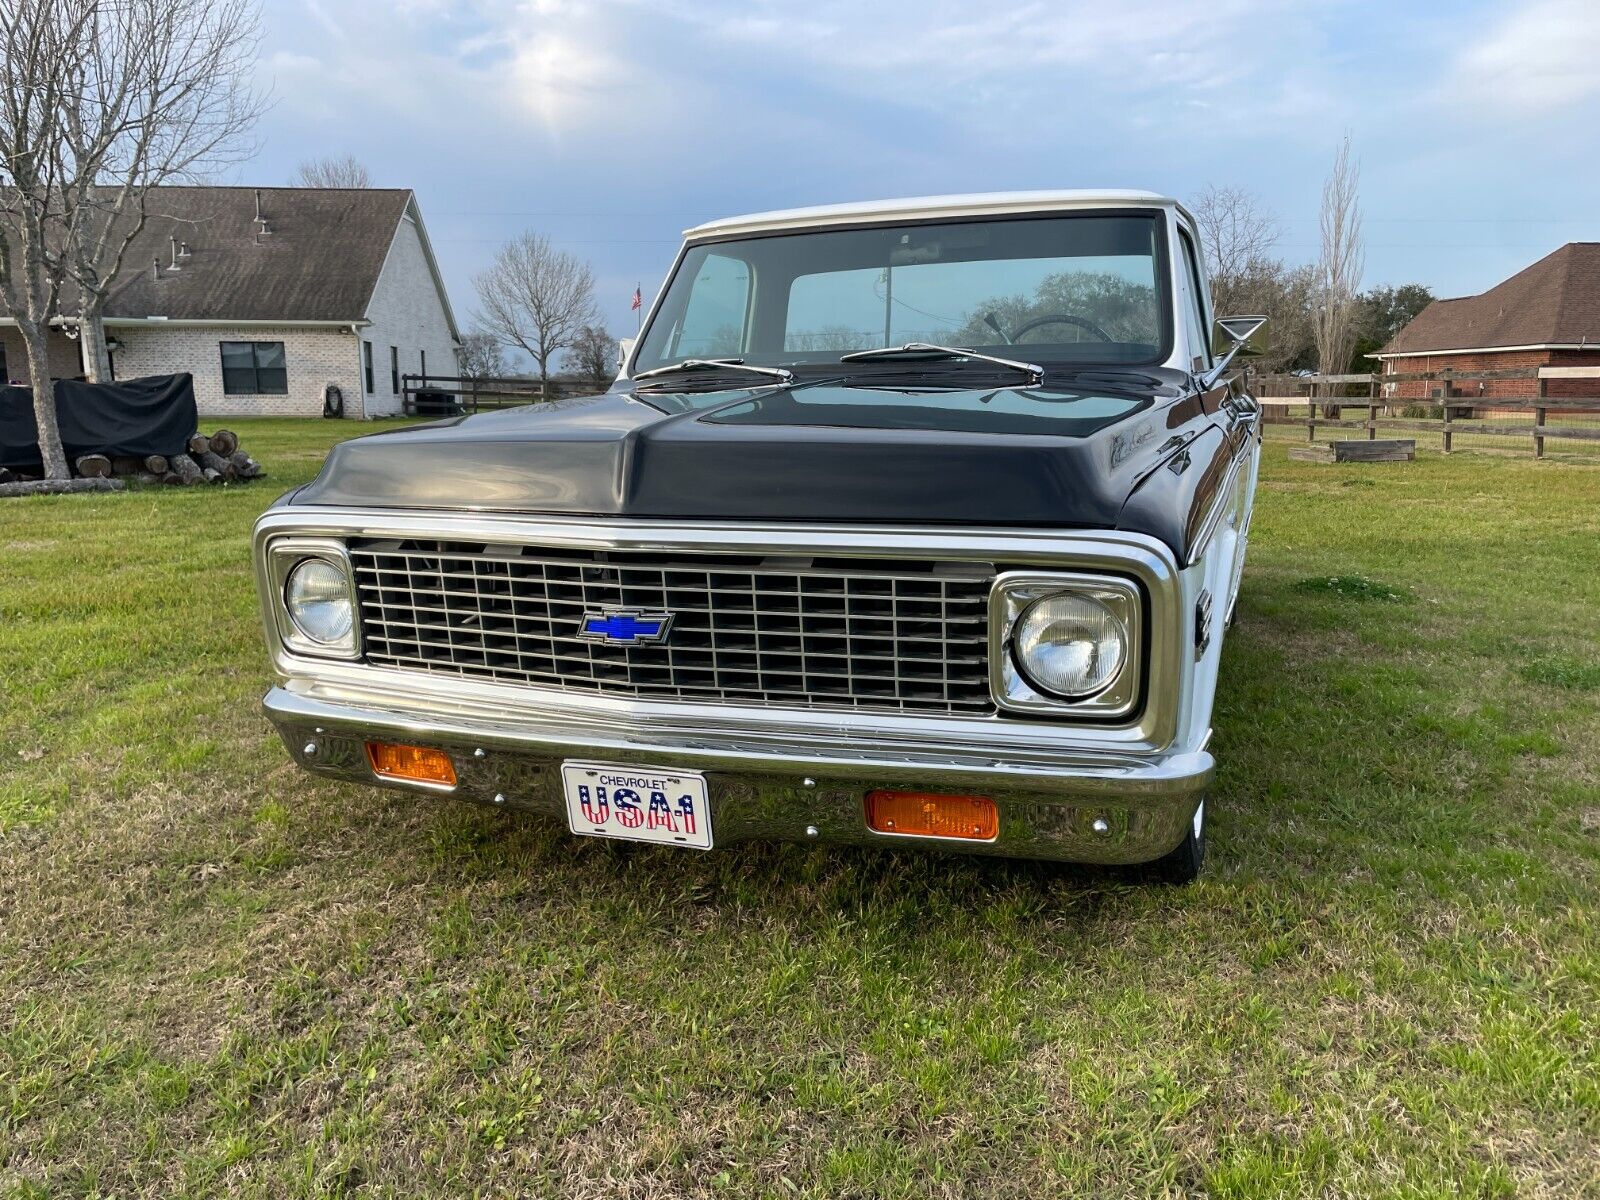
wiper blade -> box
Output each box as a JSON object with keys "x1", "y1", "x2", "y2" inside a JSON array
[
  {"x1": 632, "y1": 358, "x2": 795, "y2": 387},
  {"x1": 839, "y1": 342, "x2": 1044, "y2": 387}
]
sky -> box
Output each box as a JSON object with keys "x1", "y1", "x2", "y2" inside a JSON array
[{"x1": 245, "y1": 0, "x2": 1600, "y2": 352}]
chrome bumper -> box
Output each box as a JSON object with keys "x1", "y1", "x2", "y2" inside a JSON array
[{"x1": 263, "y1": 686, "x2": 1211, "y2": 865}]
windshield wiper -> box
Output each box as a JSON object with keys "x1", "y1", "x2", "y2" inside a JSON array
[
  {"x1": 632, "y1": 358, "x2": 795, "y2": 387},
  {"x1": 838, "y1": 342, "x2": 1045, "y2": 387}
]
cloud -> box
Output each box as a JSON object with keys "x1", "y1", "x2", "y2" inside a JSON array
[
  {"x1": 261, "y1": 0, "x2": 1359, "y2": 161},
  {"x1": 299, "y1": 0, "x2": 346, "y2": 41},
  {"x1": 668, "y1": 0, "x2": 1332, "y2": 126},
  {"x1": 1451, "y1": 0, "x2": 1600, "y2": 111}
]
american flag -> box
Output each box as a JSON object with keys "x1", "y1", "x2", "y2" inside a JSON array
[{"x1": 631, "y1": 285, "x2": 642, "y2": 311}]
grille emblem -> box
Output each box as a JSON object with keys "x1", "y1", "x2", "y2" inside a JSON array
[{"x1": 579, "y1": 609, "x2": 674, "y2": 645}]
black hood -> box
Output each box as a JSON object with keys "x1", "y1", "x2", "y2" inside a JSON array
[{"x1": 293, "y1": 372, "x2": 1223, "y2": 551}]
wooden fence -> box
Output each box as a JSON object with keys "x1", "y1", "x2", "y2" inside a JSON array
[
  {"x1": 400, "y1": 374, "x2": 610, "y2": 415},
  {"x1": 1256, "y1": 365, "x2": 1600, "y2": 459}
]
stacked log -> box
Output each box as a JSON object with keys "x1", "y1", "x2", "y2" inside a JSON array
[
  {"x1": 168, "y1": 453, "x2": 205, "y2": 485},
  {"x1": 4, "y1": 427, "x2": 264, "y2": 497},
  {"x1": 70, "y1": 428, "x2": 266, "y2": 488}
]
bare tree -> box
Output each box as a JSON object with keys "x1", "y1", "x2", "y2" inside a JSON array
[
  {"x1": 292, "y1": 153, "x2": 372, "y2": 189},
  {"x1": 1312, "y1": 137, "x2": 1364, "y2": 382},
  {"x1": 1191, "y1": 184, "x2": 1281, "y2": 314},
  {"x1": 564, "y1": 324, "x2": 617, "y2": 382},
  {"x1": 473, "y1": 232, "x2": 598, "y2": 385},
  {"x1": 1189, "y1": 184, "x2": 1320, "y2": 373},
  {"x1": 0, "y1": 0, "x2": 96, "y2": 478},
  {"x1": 458, "y1": 329, "x2": 507, "y2": 379},
  {"x1": 62, "y1": 0, "x2": 265, "y2": 385}
]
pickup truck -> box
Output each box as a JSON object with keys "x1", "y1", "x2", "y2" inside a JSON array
[{"x1": 253, "y1": 190, "x2": 1265, "y2": 882}]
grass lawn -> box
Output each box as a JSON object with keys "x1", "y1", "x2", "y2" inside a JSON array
[{"x1": 3, "y1": 418, "x2": 1598, "y2": 1197}]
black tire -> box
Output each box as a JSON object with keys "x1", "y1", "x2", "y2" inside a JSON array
[{"x1": 1148, "y1": 800, "x2": 1206, "y2": 884}]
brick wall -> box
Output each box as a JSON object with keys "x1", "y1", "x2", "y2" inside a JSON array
[
  {"x1": 110, "y1": 324, "x2": 363, "y2": 418},
  {"x1": 358, "y1": 211, "x2": 460, "y2": 417},
  {"x1": 1545, "y1": 349, "x2": 1600, "y2": 400},
  {"x1": 1, "y1": 327, "x2": 88, "y2": 383},
  {"x1": 1382, "y1": 348, "x2": 1600, "y2": 403}
]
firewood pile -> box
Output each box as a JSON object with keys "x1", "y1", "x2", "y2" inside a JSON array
[{"x1": 0, "y1": 427, "x2": 267, "y2": 494}]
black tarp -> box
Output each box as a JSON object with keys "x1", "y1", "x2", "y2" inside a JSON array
[{"x1": 0, "y1": 373, "x2": 197, "y2": 469}]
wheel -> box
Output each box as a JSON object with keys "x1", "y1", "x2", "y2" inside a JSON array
[{"x1": 1148, "y1": 799, "x2": 1206, "y2": 884}]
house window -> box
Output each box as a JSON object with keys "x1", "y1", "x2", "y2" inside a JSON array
[
  {"x1": 363, "y1": 340, "x2": 374, "y2": 393},
  {"x1": 220, "y1": 341, "x2": 288, "y2": 395},
  {"x1": 390, "y1": 345, "x2": 399, "y2": 394}
]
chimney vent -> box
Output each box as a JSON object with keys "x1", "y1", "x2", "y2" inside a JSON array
[
  {"x1": 168, "y1": 235, "x2": 182, "y2": 271},
  {"x1": 178, "y1": 241, "x2": 191, "y2": 258},
  {"x1": 254, "y1": 189, "x2": 271, "y2": 242},
  {"x1": 152, "y1": 257, "x2": 160, "y2": 281}
]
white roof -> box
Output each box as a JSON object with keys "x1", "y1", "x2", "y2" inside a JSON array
[{"x1": 684, "y1": 190, "x2": 1183, "y2": 239}]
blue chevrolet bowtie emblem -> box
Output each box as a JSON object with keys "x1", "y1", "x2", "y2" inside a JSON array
[{"x1": 579, "y1": 609, "x2": 674, "y2": 645}]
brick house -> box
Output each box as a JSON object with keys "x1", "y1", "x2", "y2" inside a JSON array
[
  {"x1": 1372, "y1": 243, "x2": 1600, "y2": 404},
  {"x1": 0, "y1": 186, "x2": 460, "y2": 419}
]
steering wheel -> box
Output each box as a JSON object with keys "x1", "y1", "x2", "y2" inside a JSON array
[{"x1": 1008, "y1": 313, "x2": 1115, "y2": 344}]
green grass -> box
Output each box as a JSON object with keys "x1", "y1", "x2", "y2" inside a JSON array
[{"x1": 2, "y1": 422, "x2": 1598, "y2": 1197}]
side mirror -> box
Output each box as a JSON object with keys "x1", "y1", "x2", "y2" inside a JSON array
[
  {"x1": 616, "y1": 337, "x2": 636, "y2": 372},
  {"x1": 1211, "y1": 315, "x2": 1269, "y2": 361}
]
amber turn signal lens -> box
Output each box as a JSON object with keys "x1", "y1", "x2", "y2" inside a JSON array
[
  {"x1": 865, "y1": 790, "x2": 998, "y2": 841},
  {"x1": 366, "y1": 741, "x2": 457, "y2": 787}
]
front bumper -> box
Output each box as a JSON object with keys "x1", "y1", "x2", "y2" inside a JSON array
[{"x1": 264, "y1": 686, "x2": 1211, "y2": 864}]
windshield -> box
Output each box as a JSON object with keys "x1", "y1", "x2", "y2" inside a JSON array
[{"x1": 632, "y1": 212, "x2": 1170, "y2": 376}]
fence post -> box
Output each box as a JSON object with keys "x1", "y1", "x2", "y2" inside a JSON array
[
  {"x1": 1307, "y1": 380, "x2": 1316, "y2": 442},
  {"x1": 1534, "y1": 372, "x2": 1547, "y2": 459},
  {"x1": 1367, "y1": 373, "x2": 1377, "y2": 440},
  {"x1": 1440, "y1": 380, "x2": 1454, "y2": 453}
]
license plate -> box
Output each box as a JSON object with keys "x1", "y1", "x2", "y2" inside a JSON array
[{"x1": 561, "y1": 761, "x2": 712, "y2": 849}]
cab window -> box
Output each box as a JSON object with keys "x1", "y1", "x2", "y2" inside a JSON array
[
  {"x1": 671, "y1": 253, "x2": 751, "y2": 358},
  {"x1": 1177, "y1": 230, "x2": 1210, "y2": 371}
]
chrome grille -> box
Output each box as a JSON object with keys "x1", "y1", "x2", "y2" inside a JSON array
[{"x1": 348, "y1": 539, "x2": 996, "y2": 715}]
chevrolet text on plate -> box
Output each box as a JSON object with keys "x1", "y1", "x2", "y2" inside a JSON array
[{"x1": 254, "y1": 190, "x2": 1265, "y2": 883}]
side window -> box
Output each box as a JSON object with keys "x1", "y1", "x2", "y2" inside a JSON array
[
  {"x1": 672, "y1": 254, "x2": 750, "y2": 358},
  {"x1": 1178, "y1": 231, "x2": 1210, "y2": 371},
  {"x1": 362, "y1": 340, "x2": 374, "y2": 393}
]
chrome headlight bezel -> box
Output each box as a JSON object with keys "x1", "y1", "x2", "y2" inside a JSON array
[
  {"x1": 266, "y1": 537, "x2": 360, "y2": 660},
  {"x1": 988, "y1": 571, "x2": 1143, "y2": 719}
]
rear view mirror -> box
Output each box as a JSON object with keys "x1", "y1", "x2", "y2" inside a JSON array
[{"x1": 1211, "y1": 315, "x2": 1269, "y2": 361}]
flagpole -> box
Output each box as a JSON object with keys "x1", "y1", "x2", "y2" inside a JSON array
[{"x1": 635, "y1": 282, "x2": 642, "y2": 335}]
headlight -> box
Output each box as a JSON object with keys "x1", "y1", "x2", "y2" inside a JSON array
[
  {"x1": 1012, "y1": 592, "x2": 1128, "y2": 700},
  {"x1": 284, "y1": 557, "x2": 354, "y2": 647}
]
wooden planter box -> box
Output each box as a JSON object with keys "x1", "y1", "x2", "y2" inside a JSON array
[{"x1": 1288, "y1": 439, "x2": 1416, "y2": 464}]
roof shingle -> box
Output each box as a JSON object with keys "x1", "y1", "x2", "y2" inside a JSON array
[
  {"x1": 1379, "y1": 243, "x2": 1600, "y2": 355},
  {"x1": 98, "y1": 186, "x2": 413, "y2": 322}
]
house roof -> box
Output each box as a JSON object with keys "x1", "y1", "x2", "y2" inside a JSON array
[
  {"x1": 95, "y1": 186, "x2": 421, "y2": 324},
  {"x1": 1377, "y1": 242, "x2": 1600, "y2": 357},
  {"x1": 684, "y1": 190, "x2": 1188, "y2": 239}
]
